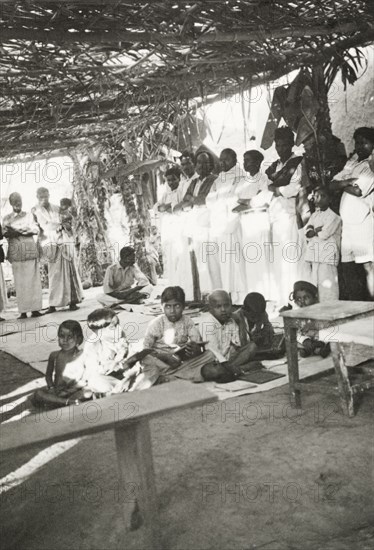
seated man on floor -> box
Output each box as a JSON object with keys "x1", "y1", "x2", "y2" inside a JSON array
[
  {"x1": 142, "y1": 285, "x2": 214, "y2": 382},
  {"x1": 199, "y1": 290, "x2": 258, "y2": 382},
  {"x1": 96, "y1": 246, "x2": 153, "y2": 308}
]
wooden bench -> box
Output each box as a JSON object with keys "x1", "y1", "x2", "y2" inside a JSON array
[
  {"x1": 0, "y1": 380, "x2": 217, "y2": 549},
  {"x1": 281, "y1": 301, "x2": 374, "y2": 417}
]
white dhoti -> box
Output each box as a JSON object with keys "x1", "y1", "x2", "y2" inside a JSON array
[
  {"x1": 269, "y1": 214, "x2": 301, "y2": 306},
  {"x1": 240, "y1": 208, "x2": 272, "y2": 301},
  {"x1": 0, "y1": 264, "x2": 8, "y2": 313},
  {"x1": 303, "y1": 262, "x2": 339, "y2": 301},
  {"x1": 159, "y1": 213, "x2": 176, "y2": 283},
  {"x1": 96, "y1": 283, "x2": 154, "y2": 307},
  {"x1": 190, "y1": 206, "x2": 213, "y2": 297},
  {"x1": 12, "y1": 260, "x2": 43, "y2": 313},
  {"x1": 170, "y1": 211, "x2": 194, "y2": 301},
  {"x1": 207, "y1": 214, "x2": 246, "y2": 303}
]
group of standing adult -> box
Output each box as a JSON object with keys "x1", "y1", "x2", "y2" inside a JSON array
[
  {"x1": 156, "y1": 128, "x2": 305, "y2": 305},
  {"x1": 0, "y1": 187, "x2": 83, "y2": 320},
  {"x1": 156, "y1": 125, "x2": 374, "y2": 305}
]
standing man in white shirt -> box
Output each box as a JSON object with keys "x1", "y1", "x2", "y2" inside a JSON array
[
  {"x1": 233, "y1": 150, "x2": 273, "y2": 298},
  {"x1": 330, "y1": 127, "x2": 374, "y2": 299},
  {"x1": 205, "y1": 149, "x2": 247, "y2": 303},
  {"x1": 177, "y1": 150, "x2": 198, "y2": 204},
  {"x1": 265, "y1": 127, "x2": 303, "y2": 306}
]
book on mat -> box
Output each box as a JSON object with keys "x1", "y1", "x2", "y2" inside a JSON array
[
  {"x1": 214, "y1": 380, "x2": 257, "y2": 392},
  {"x1": 238, "y1": 369, "x2": 285, "y2": 384}
]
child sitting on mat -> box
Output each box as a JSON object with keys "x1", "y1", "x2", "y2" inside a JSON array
[
  {"x1": 142, "y1": 286, "x2": 213, "y2": 382},
  {"x1": 290, "y1": 281, "x2": 330, "y2": 358},
  {"x1": 84, "y1": 308, "x2": 158, "y2": 395},
  {"x1": 32, "y1": 320, "x2": 91, "y2": 408},
  {"x1": 233, "y1": 292, "x2": 285, "y2": 360},
  {"x1": 199, "y1": 290, "x2": 259, "y2": 383},
  {"x1": 84, "y1": 308, "x2": 130, "y2": 395},
  {"x1": 233, "y1": 292, "x2": 275, "y2": 349}
]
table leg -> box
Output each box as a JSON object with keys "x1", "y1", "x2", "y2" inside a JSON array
[
  {"x1": 114, "y1": 419, "x2": 161, "y2": 550},
  {"x1": 284, "y1": 319, "x2": 301, "y2": 408},
  {"x1": 330, "y1": 342, "x2": 354, "y2": 417}
]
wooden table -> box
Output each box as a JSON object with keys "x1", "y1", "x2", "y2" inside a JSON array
[
  {"x1": 281, "y1": 301, "x2": 374, "y2": 417},
  {"x1": 0, "y1": 381, "x2": 217, "y2": 549}
]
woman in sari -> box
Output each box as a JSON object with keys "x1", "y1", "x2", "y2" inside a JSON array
[{"x1": 32, "y1": 187, "x2": 83, "y2": 312}]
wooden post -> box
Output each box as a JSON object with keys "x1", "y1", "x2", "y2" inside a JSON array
[
  {"x1": 284, "y1": 319, "x2": 301, "y2": 408},
  {"x1": 114, "y1": 419, "x2": 162, "y2": 550},
  {"x1": 330, "y1": 342, "x2": 354, "y2": 417}
]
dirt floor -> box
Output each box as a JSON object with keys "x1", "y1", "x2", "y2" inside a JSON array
[{"x1": 0, "y1": 350, "x2": 373, "y2": 550}]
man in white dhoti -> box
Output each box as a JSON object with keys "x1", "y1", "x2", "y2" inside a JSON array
[
  {"x1": 180, "y1": 151, "x2": 218, "y2": 299},
  {"x1": 233, "y1": 150, "x2": 273, "y2": 299},
  {"x1": 32, "y1": 187, "x2": 83, "y2": 313},
  {"x1": 205, "y1": 148, "x2": 247, "y2": 303},
  {"x1": 265, "y1": 127, "x2": 303, "y2": 306},
  {"x1": 156, "y1": 166, "x2": 186, "y2": 285},
  {"x1": 3, "y1": 193, "x2": 43, "y2": 319},
  {"x1": 172, "y1": 153, "x2": 199, "y2": 299},
  {"x1": 330, "y1": 126, "x2": 374, "y2": 299}
]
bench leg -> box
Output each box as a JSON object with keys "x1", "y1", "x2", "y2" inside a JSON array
[
  {"x1": 330, "y1": 342, "x2": 355, "y2": 417},
  {"x1": 284, "y1": 320, "x2": 301, "y2": 408},
  {"x1": 114, "y1": 419, "x2": 161, "y2": 549}
]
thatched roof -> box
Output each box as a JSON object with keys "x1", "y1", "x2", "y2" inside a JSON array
[{"x1": 1, "y1": 0, "x2": 373, "y2": 159}]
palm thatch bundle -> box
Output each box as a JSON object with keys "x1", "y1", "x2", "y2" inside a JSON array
[{"x1": 0, "y1": 0, "x2": 373, "y2": 160}]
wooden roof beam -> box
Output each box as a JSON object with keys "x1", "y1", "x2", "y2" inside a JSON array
[
  {"x1": 0, "y1": 22, "x2": 368, "y2": 45},
  {"x1": 0, "y1": 136, "x2": 113, "y2": 157}
]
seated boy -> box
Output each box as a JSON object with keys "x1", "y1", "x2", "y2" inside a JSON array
[
  {"x1": 290, "y1": 281, "x2": 330, "y2": 358},
  {"x1": 233, "y1": 292, "x2": 275, "y2": 348},
  {"x1": 198, "y1": 290, "x2": 258, "y2": 382},
  {"x1": 142, "y1": 286, "x2": 214, "y2": 382},
  {"x1": 96, "y1": 246, "x2": 153, "y2": 308}
]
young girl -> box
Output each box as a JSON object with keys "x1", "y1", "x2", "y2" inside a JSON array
[
  {"x1": 142, "y1": 286, "x2": 212, "y2": 382},
  {"x1": 289, "y1": 281, "x2": 330, "y2": 358},
  {"x1": 32, "y1": 320, "x2": 90, "y2": 407}
]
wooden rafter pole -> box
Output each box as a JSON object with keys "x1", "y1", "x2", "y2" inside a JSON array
[
  {"x1": 0, "y1": 66, "x2": 293, "y2": 124},
  {"x1": 0, "y1": 22, "x2": 370, "y2": 45}
]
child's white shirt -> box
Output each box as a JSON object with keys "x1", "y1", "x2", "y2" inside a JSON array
[
  {"x1": 304, "y1": 207, "x2": 342, "y2": 265},
  {"x1": 83, "y1": 334, "x2": 129, "y2": 379}
]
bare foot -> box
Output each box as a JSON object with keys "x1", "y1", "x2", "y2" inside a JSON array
[{"x1": 31, "y1": 311, "x2": 43, "y2": 317}]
